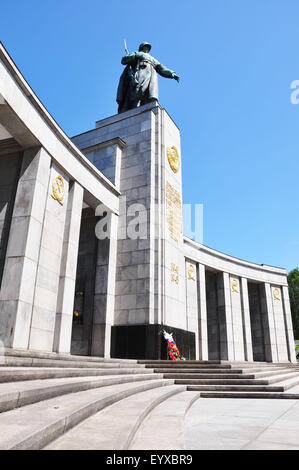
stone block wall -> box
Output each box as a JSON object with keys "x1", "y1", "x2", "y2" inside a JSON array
[{"x1": 73, "y1": 105, "x2": 159, "y2": 331}]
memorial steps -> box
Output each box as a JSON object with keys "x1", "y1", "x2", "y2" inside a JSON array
[
  {"x1": 139, "y1": 360, "x2": 299, "y2": 398},
  {"x1": 0, "y1": 351, "x2": 298, "y2": 449},
  {"x1": 0, "y1": 379, "x2": 181, "y2": 450},
  {"x1": 46, "y1": 388, "x2": 198, "y2": 450},
  {"x1": 0, "y1": 349, "x2": 179, "y2": 449}
]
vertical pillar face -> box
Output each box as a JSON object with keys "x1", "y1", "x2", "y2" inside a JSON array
[
  {"x1": 281, "y1": 285, "x2": 297, "y2": 363},
  {"x1": 270, "y1": 285, "x2": 291, "y2": 362},
  {"x1": 92, "y1": 212, "x2": 118, "y2": 358},
  {"x1": 92, "y1": 231, "x2": 110, "y2": 357},
  {"x1": 185, "y1": 259, "x2": 199, "y2": 358},
  {"x1": 228, "y1": 275, "x2": 245, "y2": 361},
  {"x1": 217, "y1": 272, "x2": 234, "y2": 360},
  {"x1": 161, "y1": 110, "x2": 186, "y2": 331},
  {"x1": 0, "y1": 147, "x2": 51, "y2": 348},
  {"x1": 240, "y1": 278, "x2": 253, "y2": 362},
  {"x1": 198, "y1": 264, "x2": 208, "y2": 360},
  {"x1": 29, "y1": 163, "x2": 70, "y2": 352},
  {"x1": 53, "y1": 181, "x2": 83, "y2": 354},
  {"x1": 260, "y1": 283, "x2": 278, "y2": 362}
]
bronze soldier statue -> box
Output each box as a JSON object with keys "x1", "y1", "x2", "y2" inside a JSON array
[{"x1": 117, "y1": 42, "x2": 180, "y2": 114}]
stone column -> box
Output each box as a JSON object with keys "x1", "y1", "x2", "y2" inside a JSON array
[
  {"x1": 241, "y1": 278, "x2": 253, "y2": 362},
  {"x1": 229, "y1": 275, "x2": 245, "y2": 361},
  {"x1": 28, "y1": 163, "x2": 69, "y2": 351},
  {"x1": 53, "y1": 181, "x2": 83, "y2": 354},
  {"x1": 198, "y1": 264, "x2": 208, "y2": 360},
  {"x1": 271, "y1": 286, "x2": 289, "y2": 362},
  {"x1": 92, "y1": 211, "x2": 118, "y2": 358},
  {"x1": 217, "y1": 272, "x2": 234, "y2": 360},
  {"x1": 260, "y1": 283, "x2": 278, "y2": 362},
  {"x1": 282, "y1": 285, "x2": 297, "y2": 363},
  {"x1": 104, "y1": 212, "x2": 118, "y2": 358},
  {"x1": 0, "y1": 147, "x2": 51, "y2": 348},
  {"x1": 185, "y1": 260, "x2": 199, "y2": 359}
]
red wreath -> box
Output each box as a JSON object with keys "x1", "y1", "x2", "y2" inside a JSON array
[{"x1": 167, "y1": 340, "x2": 184, "y2": 361}]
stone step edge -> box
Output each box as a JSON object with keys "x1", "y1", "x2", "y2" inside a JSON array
[
  {"x1": 172, "y1": 373, "x2": 299, "y2": 386},
  {"x1": 0, "y1": 373, "x2": 166, "y2": 414},
  {"x1": 152, "y1": 368, "x2": 246, "y2": 374},
  {"x1": 185, "y1": 375, "x2": 299, "y2": 391},
  {"x1": 163, "y1": 371, "x2": 299, "y2": 382},
  {"x1": 141, "y1": 359, "x2": 299, "y2": 370},
  {"x1": 282, "y1": 376, "x2": 299, "y2": 391},
  {"x1": 225, "y1": 361, "x2": 299, "y2": 367},
  {"x1": 0, "y1": 357, "x2": 146, "y2": 369},
  {"x1": 9, "y1": 380, "x2": 173, "y2": 450},
  {"x1": 185, "y1": 385, "x2": 286, "y2": 391},
  {"x1": 123, "y1": 385, "x2": 187, "y2": 450},
  {"x1": 151, "y1": 367, "x2": 296, "y2": 376},
  {"x1": 2, "y1": 348, "x2": 137, "y2": 364},
  {"x1": 142, "y1": 363, "x2": 231, "y2": 368},
  {"x1": 144, "y1": 364, "x2": 299, "y2": 371},
  {"x1": 198, "y1": 391, "x2": 299, "y2": 399},
  {"x1": 127, "y1": 390, "x2": 201, "y2": 451},
  {"x1": 0, "y1": 367, "x2": 155, "y2": 383},
  {"x1": 138, "y1": 360, "x2": 223, "y2": 364}
]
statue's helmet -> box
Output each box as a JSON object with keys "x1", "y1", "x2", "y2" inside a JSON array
[{"x1": 139, "y1": 42, "x2": 151, "y2": 52}]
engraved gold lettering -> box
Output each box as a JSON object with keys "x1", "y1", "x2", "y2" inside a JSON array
[
  {"x1": 171, "y1": 263, "x2": 179, "y2": 284},
  {"x1": 165, "y1": 181, "x2": 182, "y2": 243}
]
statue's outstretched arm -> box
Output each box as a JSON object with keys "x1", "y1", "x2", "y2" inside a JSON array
[{"x1": 156, "y1": 63, "x2": 180, "y2": 82}]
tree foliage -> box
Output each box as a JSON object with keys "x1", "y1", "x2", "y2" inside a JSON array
[{"x1": 288, "y1": 268, "x2": 299, "y2": 340}]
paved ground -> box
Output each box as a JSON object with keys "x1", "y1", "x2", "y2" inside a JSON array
[{"x1": 185, "y1": 394, "x2": 299, "y2": 450}]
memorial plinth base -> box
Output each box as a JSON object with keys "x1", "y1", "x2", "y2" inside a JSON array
[{"x1": 111, "y1": 324, "x2": 196, "y2": 360}]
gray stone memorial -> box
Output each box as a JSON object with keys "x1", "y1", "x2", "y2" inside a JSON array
[{"x1": 0, "y1": 41, "x2": 296, "y2": 363}]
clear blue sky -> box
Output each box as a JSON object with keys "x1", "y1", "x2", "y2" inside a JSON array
[{"x1": 1, "y1": 0, "x2": 299, "y2": 272}]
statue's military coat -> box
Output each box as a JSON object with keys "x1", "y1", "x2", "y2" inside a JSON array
[{"x1": 117, "y1": 51, "x2": 176, "y2": 113}]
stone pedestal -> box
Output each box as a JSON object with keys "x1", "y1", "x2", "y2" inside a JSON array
[
  {"x1": 73, "y1": 103, "x2": 193, "y2": 358},
  {"x1": 111, "y1": 324, "x2": 195, "y2": 360}
]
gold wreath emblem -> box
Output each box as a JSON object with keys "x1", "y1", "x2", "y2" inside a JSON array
[
  {"x1": 167, "y1": 146, "x2": 180, "y2": 173},
  {"x1": 273, "y1": 288, "x2": 280, "y2": 301},
  {"x1": 232, "y1": 278, "x2": 239, "y2": 293},
  {"x1": 187, "y1": 264, "x2": 196, "y2": 281},
  {"x1": 52, "y1": 175, "x2": 65, "y2": 205}
]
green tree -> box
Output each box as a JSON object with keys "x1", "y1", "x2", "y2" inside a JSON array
[{"x1": 288, "y1": 268, "x2": 299, "y2": 340}]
